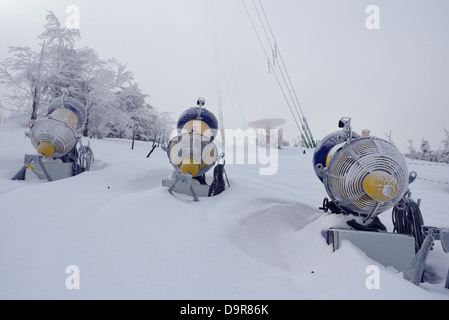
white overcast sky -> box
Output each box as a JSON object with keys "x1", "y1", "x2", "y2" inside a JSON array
[{"x1": 1, "y1": 0, "x2": 448, "y2": 152}]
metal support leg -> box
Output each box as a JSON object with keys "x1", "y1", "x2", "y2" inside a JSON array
[
  {"x1": 11, "y1": 154, "x2": 54, "y2": 182},
  {"x1": 11, "y1": 165, "x2": 27, "y2": 180},
  {"x1": 403, "y1": 226, "x2": 449, "y2": 286},
  {"x1": 36, "y1": 155, "x2": 54, "y2": 182},
  {"x1": 168, "y1": 173, "x2": 199, "y2": 202},
  {"x1": 403, "y1": 233, "x2": 434, "y2": 286}
]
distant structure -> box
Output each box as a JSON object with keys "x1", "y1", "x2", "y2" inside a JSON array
[{"x1": 248, "y1": 118, "x2": 287, "y2": 147}]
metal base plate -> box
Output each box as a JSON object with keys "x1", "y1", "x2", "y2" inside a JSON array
[
  {"x1": 162, "y1": 178, "x2": 211, "y2": 198},
  {"x1": 325, "y1": 228, "x2": 416, "y2": 272},
  {"x1": 12, "y1": 154, "x2": 74, "y2": 182}
]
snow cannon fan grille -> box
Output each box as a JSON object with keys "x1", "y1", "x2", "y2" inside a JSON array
[
  {"x1": 167, "y1": 131, "x2": 218, "y2": 178},
  {"x1": 30, "y1": 96, "x2": 87, "y2": 158},
  {"x1": 30, "y1": 119, "x2": 77, "y2": 158},
  {"x1": 323, "y1": 136, "x2": 409, "y2": 217}
]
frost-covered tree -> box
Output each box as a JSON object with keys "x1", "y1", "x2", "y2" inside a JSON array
[
  {"x1": 405, "y1": 140, "x2": 417, "y2": 160},
  {"x1": 420, "y1": 138, "x2": 433, "y2": 162},
  {"x1": 293, "y1": 136, "x2": 306, "y2": 147},
  {"x1": 0, "y1": 45, "x2": 43, "y2": 118},
  {"x1": 80, "y1": 57, "x2": 134, "y2": 137},
  {"x1": 39, "y1": 10, "x2": 80, "y2": 48},
  {"x1": 152, "y1": 111, "x2": 175, "y2": 147},
  {"x1": 0, "y1": 11, "x2": 81, "y2": 119},
  {"x1": 0, "y1": 10, "x2": 171, "y2": 143},
  {"x1": 84, "y1": 68, "x2": 117, "y2": 138},
  {"x1": 93, "y1": 82, "x2": 155, "y2": 140},
  {"x1": 406, "y1": 131, "x2": 449, "y2": 164},
  {"x1": 0, "y1": 97, "x2": 5, "y2": 122},
  {"x1": 385, "y1": 130, "x2": 394, "y2": 145},
  {"x1": 106, "y1": 84, "x2": 144, "y2": 138},
  {"x1": 439, "y1": 129, "x2": 449, "y2": 163}
]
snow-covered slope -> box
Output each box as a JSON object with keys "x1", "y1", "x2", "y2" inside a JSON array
[{"x1": 1, "y1": 115, "x2": 448, "y2": 300}]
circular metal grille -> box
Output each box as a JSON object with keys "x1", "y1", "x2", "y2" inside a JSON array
[
  {"x1": 323, "y1": 137, "x2": 409, "y2": 215},
  {"x1": 30, "y1": 118, "x2": 76, "y2": 158},
  {"x1": 167, "y1": 132, "x2": 218, "y2": 177}
]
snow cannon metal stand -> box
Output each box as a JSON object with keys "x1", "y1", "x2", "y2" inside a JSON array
[
  {"x1": 315, "y1": 117, "x2": 449, "y2": 287},
  {"x1": 403, "y1": 226, "x2": 449, "y2": 287},
  {"x1": 162, "y1": 98, "x2": 229, "y2": 202},
  {"x1": 12, "y1": 96, "x2": 94, "y2": 182}
]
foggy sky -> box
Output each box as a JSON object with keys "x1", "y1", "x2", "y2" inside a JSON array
[{"x1": 1, "y1": 0, "x2": 448, "y2": 152}]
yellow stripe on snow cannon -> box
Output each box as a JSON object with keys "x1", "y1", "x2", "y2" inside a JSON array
[
  {"x1": 181, "y1": 158, "x2": 200, "y2": 177},
  {"x1": 168, "y1": 132, "x2": 218, "y2": 178},
  {"x1": 182, "y1": 119, "x2": 212, "y2": 139},
  {"x1": 362, "y1": 171, "x2": 399, "y2": 202},
  {"x1": 37, "y1": 141, "x2": 56, "y2": 159}
]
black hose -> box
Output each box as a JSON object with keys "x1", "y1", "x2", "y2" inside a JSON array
[
  {"x1": 392, "y1": 196, "x2": 425, "y2": 253},
  {"x1": 208, "y1": 164, "x2": 230, "y2": 197}
]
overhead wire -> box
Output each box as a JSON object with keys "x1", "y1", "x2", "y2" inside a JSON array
[
  {"x1": 241, "y1": 0, "x2": 308, "y2": 146},
  {"x1": 251, "y1": 1, "x2": 303, "y2": 125},
  {"x1": 251, "y1": 0, "x2": 313, "y2": 148},
  {"x1": 257, "y1": 0, "x2": 316, "y2": 147},
  {"x1": 242, "y1": 0, "x2": 316, "y2": 147}
]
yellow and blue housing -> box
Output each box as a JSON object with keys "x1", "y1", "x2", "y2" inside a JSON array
[{"x1": 168, "y1": 106, "x2": 219, "y2": 178}]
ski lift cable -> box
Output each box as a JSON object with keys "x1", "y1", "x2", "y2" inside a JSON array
[
  {"x1": 241, "y1": 0, "x2": 306, "y2": 140},
  {"x1": 246, "y1": 0, "x2": 313, "y2": 147},
  {"x1": 257, "y1": 0, "x2": 316, "y2": 146},
  {"x1": 252, "y1": 0, "x2": 313, "y2": 148},
  {"x1": 257, "y1": 0, "x2": 306, "y2": 118},
  {"x1": 258, "y1": 0, "x2": 316, "y2": 146},
  {"x1": 251, "y1": 0, "x2": 305, "y2": 128},
  {"x1": 242, "y1": 0, "x2": 306, "y2": 141}
]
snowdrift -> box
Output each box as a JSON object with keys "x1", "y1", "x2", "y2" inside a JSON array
[{"x1": 1, "y1": 114, "x2": 448, "y2": 299}]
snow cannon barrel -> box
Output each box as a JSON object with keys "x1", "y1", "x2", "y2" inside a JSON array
[
  {"x1": 30, "y1": 96, "x2": 87, "y2": 159},
  {"x1": 167, "y1": 99, "x2": 219, "y2": 178},
  {"x1": 313, "y1": 117, "x2": 413, "y2": 222}
]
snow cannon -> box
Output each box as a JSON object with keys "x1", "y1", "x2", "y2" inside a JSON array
[
  {"x1": 12, "y1": 96, "x2": 94, "y2": 182},
  {"x1": 169, "y1": 98, "x2": 219, "y2": 177},
  {"x1": 162, "y1": 98, "x2": 229, "y2": 202},
  {"x1": 30, "y1": 96, "x2": 87, "y2": 159},
  {"x1": 317, "y1": 118, "x2": 449, "y2": 285},
  {"x1": 313, "y1": 117, "x2": 416, "y2": 231}
]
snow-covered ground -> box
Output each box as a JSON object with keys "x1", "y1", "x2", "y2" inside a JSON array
[{"x1": 1, "y1": 115, "x2": 448, "y2": 300}]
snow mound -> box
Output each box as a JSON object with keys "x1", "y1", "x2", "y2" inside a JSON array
[{"x1": 0, "y1": 115, "x2": 448, "y2": 299}]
